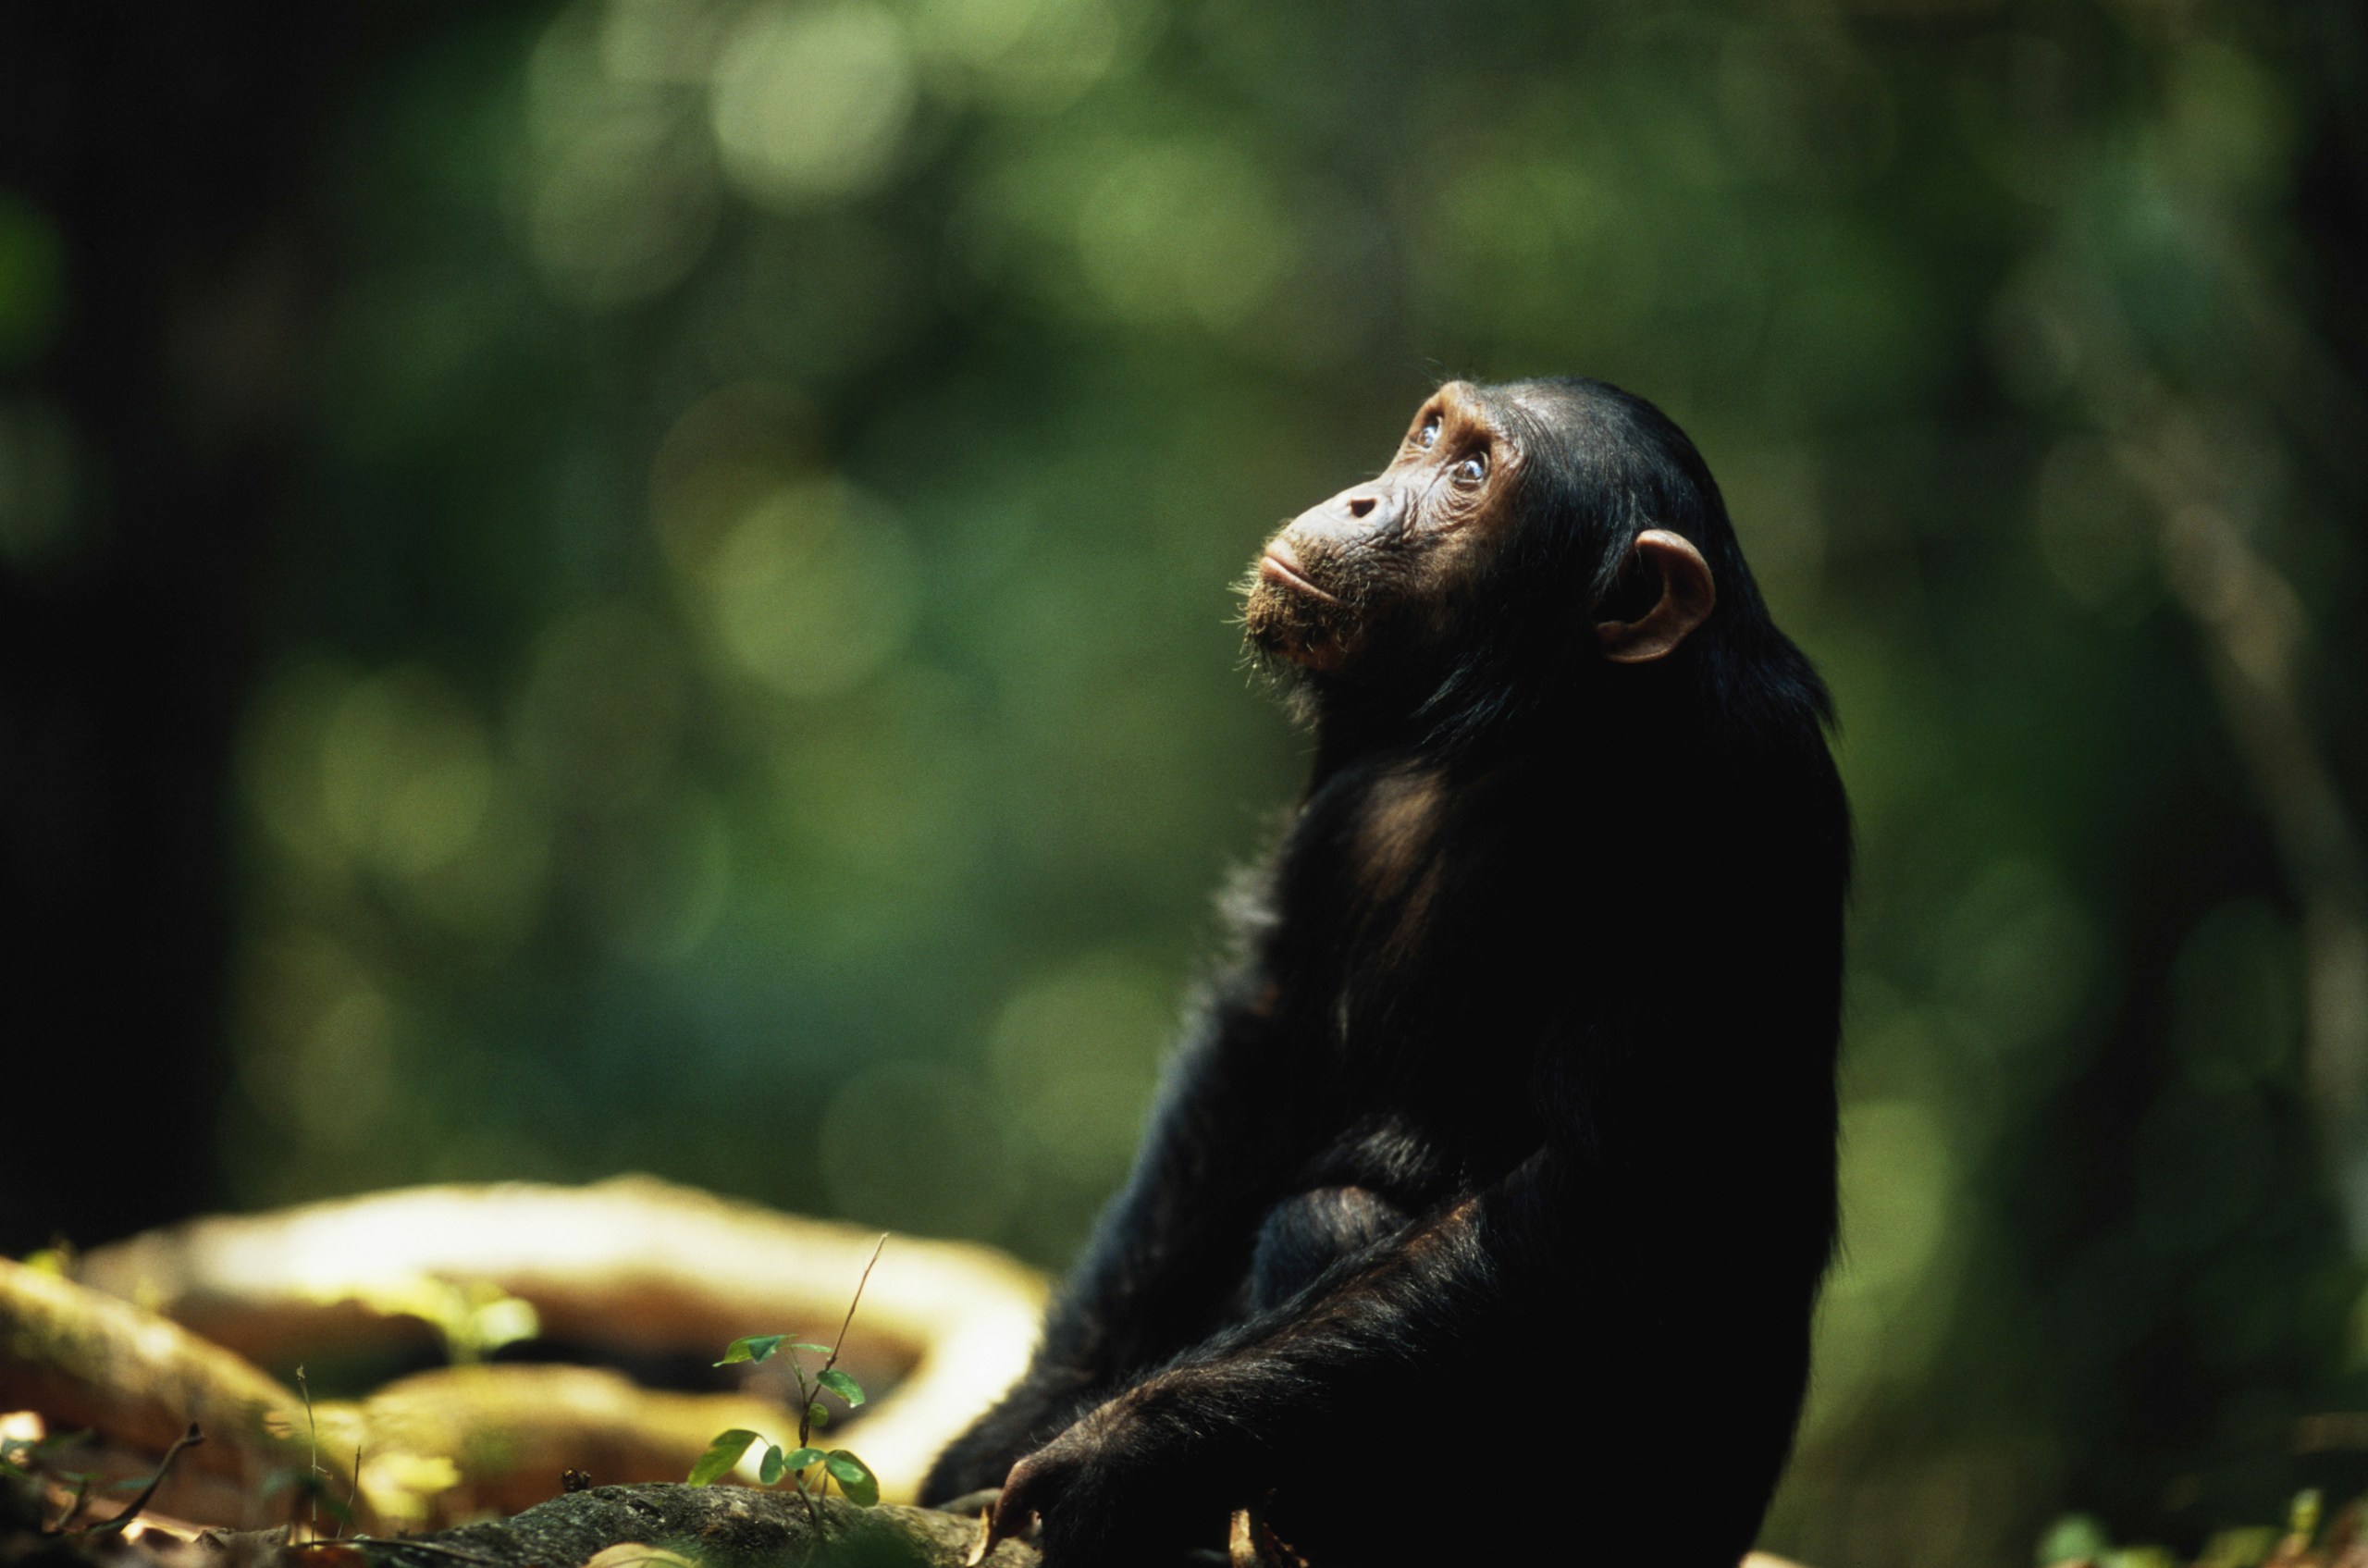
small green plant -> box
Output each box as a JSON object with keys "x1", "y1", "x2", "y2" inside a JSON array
[
  {"x1": 688, "y1": 1237, "x2": 885, "y2": 1524},
  {"x1": 3, "y1": 1424, "x2": 210, "y2": 1537},
  {"x1": 259, "y1": 1367, "x2": 354, "y2": 1537}
]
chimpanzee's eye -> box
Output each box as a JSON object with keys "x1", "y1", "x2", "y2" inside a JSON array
[
  {"x1": 1454, "y1": 453, "x2": 1488, "y2": 484},
  {"x1": 1416, "y1": 416, "x2": 1442, "y2": 449}
]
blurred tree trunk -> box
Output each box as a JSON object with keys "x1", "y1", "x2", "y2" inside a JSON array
[{"x1": 0, "y1": 4, "x2": 480, "y2": 1253}]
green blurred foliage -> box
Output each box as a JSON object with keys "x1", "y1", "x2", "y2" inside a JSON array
[{"x1": 9, "y1": 0, "x2": 2366, "y2": 1562}]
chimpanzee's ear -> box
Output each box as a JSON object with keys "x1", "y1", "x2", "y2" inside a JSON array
[{"x1": 1595, "y1": 529, "x2": 1716, "y2": 663}]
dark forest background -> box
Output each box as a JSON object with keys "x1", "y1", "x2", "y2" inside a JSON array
[{"x1": 4, "y1": 2, "x2": 2366, "y2": 1563}]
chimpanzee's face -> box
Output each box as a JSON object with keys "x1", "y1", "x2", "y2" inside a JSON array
[{"x1": 1242, "y1": 382, "x2": 1524, "y2": 674}]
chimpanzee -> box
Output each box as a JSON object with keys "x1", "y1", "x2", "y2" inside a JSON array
[{"x1": 921, "y1": 377, "x2": 1850, "y2": 1566}]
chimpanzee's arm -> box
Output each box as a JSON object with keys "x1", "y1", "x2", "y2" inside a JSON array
[
  {"x1": 919, "y1": 965, "x2": 1314, "y2": 1502},
  {"x1": 980, "y1": 1142, "x2": 1571, "y2": 1562}
]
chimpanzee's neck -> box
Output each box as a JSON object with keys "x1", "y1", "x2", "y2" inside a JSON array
[{"x1": 1303, "y1": 675, "x2": 1548, "y2": 790}]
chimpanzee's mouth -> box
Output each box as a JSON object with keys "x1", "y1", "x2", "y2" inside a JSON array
[{"x1": 1258, "y1": 542, "x2": 1339, "y2": 605}]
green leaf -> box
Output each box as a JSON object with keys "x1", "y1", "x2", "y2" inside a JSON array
[
  {"x1": 790, "y1": 1343, "x2": 833, "y2": 1355},
  {"x1": 716, "y1": 1336, "x2": 787, "y2": 1366},
  {"x1": 758, "y1": 1445, "x2": 787, "y2": 1485},
  {"x1": 687, "y1": 1429, "x2": 762, "y2": 1487},
  {"x1": 816, "y1": 1369, "x2": 866, "y2": 1408},
  {"x1": 779, "y1": 1448, "x2": 827, "y2": 1474},
  {"x1": 823, "y1": 1451, "x2": 879, "y2": 1508},
  {"x1": 807, "y1": 1401, "x2": 830, "y2": 1430}
]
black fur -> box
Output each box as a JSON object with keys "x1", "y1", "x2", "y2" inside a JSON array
[{"x1": 922, "y1": 377, "x2": 1850, "y2": 1566}]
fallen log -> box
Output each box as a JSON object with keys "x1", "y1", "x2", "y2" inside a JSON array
[
  {"x1": 69, "y1": 1179, "x2": 1047, "y2": 1512},
  {"x1": 0, "y1": 1257, "x2": 333, "y2": 1526}
]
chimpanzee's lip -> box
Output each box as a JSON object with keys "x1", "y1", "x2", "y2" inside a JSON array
[{"x1": 1259, "y1": 542, "x2": 1339, "y2": 605}]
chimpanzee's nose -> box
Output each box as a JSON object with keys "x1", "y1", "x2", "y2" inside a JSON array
[{"x1": 1289, "y1": 481, "x2": 1404, "y2": 544}]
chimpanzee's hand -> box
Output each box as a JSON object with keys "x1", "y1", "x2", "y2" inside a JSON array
[{"x1": 984, "y1": 1395, "x2": 1214, "y2": 1568}]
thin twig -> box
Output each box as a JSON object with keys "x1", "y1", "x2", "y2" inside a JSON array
[
  {"x1": 298, "y1": 1365, "x2": 320, "y2": 1538},
  {"x1": 790, "y1": 1351, "x2": 822, "y2": 1527},
  {"x1": 81, "y1": 1423, "x2": 205, "y2": 1536},
  {"x1": 790, "y1": 1233, "x2": 885, "y2": 1531},
  {"x1": 48, "y1": 1476, "x2": 92, "y2": 1534},
  {"x1": 817, "y1": 1234, "x2": 889, "y2": 1386},
  {"x1": 787, "y1": 1351, "x2": 823, "y2": 1528}
]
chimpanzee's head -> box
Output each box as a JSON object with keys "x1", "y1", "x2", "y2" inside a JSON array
[{"x1": 1244, "y1": 377, "x2": 1771, "y2": 691}]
